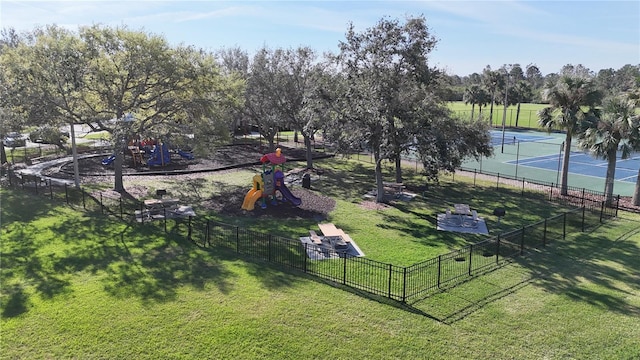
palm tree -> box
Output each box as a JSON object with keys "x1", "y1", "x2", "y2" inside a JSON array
[
  {"x1": 482, "y1": 69, "x2": 504, "y2": 126},
  {"x1": 578, "y1": 94, "x2": 640, "y2": 204},
  {"x1": 512, "y1": 80, "x2": 532, "y2": 127},
  {"x1": 476, "y1": 87, "x2": 490, "y2": 119},
  {"x1": 538, "y1": 75, "x2": 602, "y2": 195},
  {"x1": 463, "y1": 84, "x2": 482, "y2": 120}
]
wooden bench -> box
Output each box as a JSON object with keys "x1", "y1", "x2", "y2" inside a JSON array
[{"x1": 308, "y1": 230, "x2": 323, "y2": 245}]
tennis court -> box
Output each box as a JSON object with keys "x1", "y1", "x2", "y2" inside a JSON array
[
  {"x1": 460, "y1": 130, "x2": 639, "y2": 196},
  {"x1": 507, "y1": 152, "x2": 640, "y2": 183},
  {"x1": 489, "y1": 130, "x2": 555, "y2": 146}
]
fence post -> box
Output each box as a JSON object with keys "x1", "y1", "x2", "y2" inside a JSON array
[
  {"x1": 401, "y1": 266, "x2": 407, "y2": 303},
  {"x1": 236, "y1": 226, "x2": 240, "y2": 253},
  {"x1": 520, "y1": 227, "x2": 525, "y2": 255},
  {"x1": 496, "y1": 173, "x2": 500, "y2": 190},
  {"x1": 496, "y1": 235, "x2": 501, "y2": 265},
  {"x1": 206, "y1": 219, "x2": 211, "y2": 246},
  {"x1": 49, "y1": 180, "x2": 53, "y2": 200},
  {"x1": 468, "y1": 245, "x2": 473, "y2": 276},
  {"x1": 303, "y1": 243, "x2": 308, "y2": 273},
  {"x1": 268, "y1": 234, "x2": 272, "y2": 262},
  {"x1": 388, "y1": 264, "x2": 393, "y2": 300},
  {"x1": 549, "y1": 184, "x2": 553, "y2": 201},
  {"x1": 342, "y1": 255, "x2": 347, "y2": 285},
  {"x1": 473, "y1": 169, "x2": 477, "y2": 187},
  {"x1": 581, "y1": 188, "x2": 585, "y2": 206},
  {"x1": 100, "y1": 193, "x2": 104, "y2": 215},
  {"x1": 522, "y1": 178, "x2": 525, "y2": 196},
  {"x1": 615, "y1": 195, "x2": 620, "y2": 218},
  {"x1": 437, "y1": 255, "x2": 442, "y2": 288},
  {"x1": 82, "y1": 189, "x2": 86, "y2": 210},
  {"x1": 188, "y1": 216, "x2": 192, "y2": 241},
  {"x1": 599, "y1": 201, "x2": 605, "y2": 223}
]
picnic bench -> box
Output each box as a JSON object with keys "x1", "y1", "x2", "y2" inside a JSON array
[
  {"x1": 383, "y1": 182, "x2": 406, "y2": 198},
  {"x1": 308, "y1": 230, "x2": 323, "y2": 245},
  {"x1": 317, "y1": 223, "x2": 352, "y2": 244},
  {"x1": 144, "y1": 198, "x2": 180, "y2": 212},
  {"x1": 136, "y1": 198, "x2": 181, "y2": 221}
]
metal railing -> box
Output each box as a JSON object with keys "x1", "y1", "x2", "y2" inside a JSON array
[{"x1": 1, "y1": 168, "x2": 618, "y2": 304}]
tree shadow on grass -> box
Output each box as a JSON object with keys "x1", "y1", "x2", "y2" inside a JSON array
[
  {"x1": 0, "y1": 189, "x2": 58, "y2": 224},
  {"x1": 515, "y1": 221, "x2": 640, "y2": 316},
  {"x1": 317, "y1": 160, "x2": 377, "y2": 201},
  {"x1": 407, "y1": 221, "x2": 640, "y2": 323},
  {"x1": 0, "y1": 211, "x2": 248, "y2": 317}
]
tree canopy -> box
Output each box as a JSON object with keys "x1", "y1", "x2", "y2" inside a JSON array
[
  {"x1": 329, "y1": 15, "x2": 492, "y2": 202},
  {"x1": 1, "y1": 25, "x2": 242, "y2": 191}
]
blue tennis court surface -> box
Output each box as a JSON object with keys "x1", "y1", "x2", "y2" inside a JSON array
[
  {"x1": 489, "y1": 130, "x2": 555, "y2": 145},
  {"x1": 507, "y1": 151, "x2": 640, "y2": 183}
]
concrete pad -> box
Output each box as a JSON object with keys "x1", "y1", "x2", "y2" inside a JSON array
[{"x1": 436, "y1": 213, "x2": 489, "y2": 235}]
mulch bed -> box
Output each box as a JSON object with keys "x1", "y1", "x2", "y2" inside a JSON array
[
  {"x1": 40, "y1": 143, "x2": 339, "y2": 220},
  {"x1": 22, "y1": 143, "x2": 640, "y2": 216}
]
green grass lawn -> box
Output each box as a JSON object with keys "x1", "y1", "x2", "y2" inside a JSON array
[
  {"x1": 2, "y1": 158, "x2": 639, "y2": 359},
  {"x1": 448, "y1": 101, "x2": 547, "y2": 129},
  {"x1": 126, "y1": 158, "x2": 575, "y2": 266}
]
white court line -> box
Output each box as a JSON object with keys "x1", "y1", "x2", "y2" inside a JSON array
[
  {"x1": 618, "y1": 174, "x2": 638, "y2": 182},
  {"x1": 504, "y1": 154, "x2": 637, "y2": 183}
]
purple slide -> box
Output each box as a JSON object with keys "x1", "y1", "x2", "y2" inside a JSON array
[
  {"x1": 277, "y1": 182, "x2": 302, "y2": 206},
  {"x1": 274, "y1": 170, "x2": 301, "y2": 206}
]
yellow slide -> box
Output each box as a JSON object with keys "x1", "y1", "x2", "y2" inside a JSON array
[{"x1": 241, "y1": 188, "x2": 263, "y2": 211}]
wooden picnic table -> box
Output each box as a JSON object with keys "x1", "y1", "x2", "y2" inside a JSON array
[
  {"x1": 317, "y1": 223, "x2": 352, "y2": 243},
  {"x1": 144, "y1": 198, "x2": 180, "y2": 213},
  {"x1": 383, "y1": 182, "x2": 406, "y2": 197}
]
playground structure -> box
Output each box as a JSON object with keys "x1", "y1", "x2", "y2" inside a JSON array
[
  {"x1": 101, "y1": 138, "x2": 193, "y2": 167},
  {"x1": 241, "y1": 148, "x2": 302, "y2": 211}
]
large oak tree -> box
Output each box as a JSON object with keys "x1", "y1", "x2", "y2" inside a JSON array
[
  {"x1": 1, "y1": 25, "x2": 241, "y2": 191},
  {"x1": 333, "y1": 15, "x2": 492, "y2": 202}
]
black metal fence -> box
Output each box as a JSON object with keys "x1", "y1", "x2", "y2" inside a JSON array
[
  {"x1": 456, "y1": 167, "x2": 621, "y2": 218},
  {"x1": 188, "y1": 203, "x2": 609, "y2": 303},
  {"x1": 1, "y1": 169, "x2": 618, "y2": 304}
]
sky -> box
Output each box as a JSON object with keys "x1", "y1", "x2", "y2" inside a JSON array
[{"x1": 1, "y1": 0, "x2": 638, "y2": 76}]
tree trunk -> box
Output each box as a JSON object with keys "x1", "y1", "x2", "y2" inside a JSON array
[
  {"x1": 114, "y1": 149, "x2": 124, "y2": 192},
  {"x1": 560, "y1": 134, "x2": 572, "y2": 196},
  {"x1": 294, "y1": 130, "x2": 298, "y2": 143},
  {"x1": 471, "y1": 104, "x2": 475, "y2": 120},
  {"x1": 69, "y1": 123, "x2": 80, "y2": 188},
  {"x1": 395, "y1": 155, "x2": 402, "y2": 184},
  {"x1": 0, "y1": 144, "x2": 6, "y2": 165},
  {"x1": 515, "y1": 102, "x2": 521, "y2": 127},
  {"x1": 489, "y1": 91, "x2": 495, "y2": 126},
  {"x1": 633, "y1": 168, "x2": 640, "y2": 206},
  {"x1": 303, "y1": 134, "x2": 313, "y2": 169},
  {"x1": 375, "y1": 152, "x2": 385, "y2": 203},
  {"x1": 265, "y1": 133, "x2": 276, "y2": 153},
  {"x1": 603, "y1": 150, "x2": 617, "y2": 205}
]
